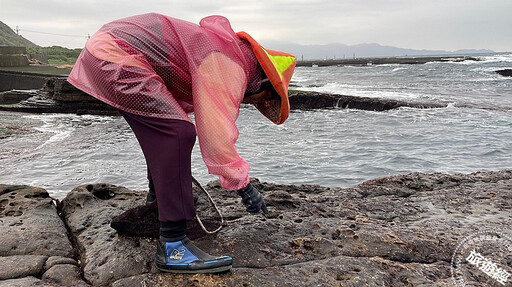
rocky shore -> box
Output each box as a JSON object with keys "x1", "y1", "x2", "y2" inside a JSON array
[
  {"x1": 0, "y1": 78, "x2": 445, "y2": 117},
  {"x1": 0, "y1": 78, "x2": 118, "y2": 116},
  {"x1": 1, "y1": 170, "x2": 511, "y2": 286},
  {"x1": 496, "y1": 69, "x2": 512, "y2": 77},
  {"x1": 288, "y1": 91, "x2": 443, "y2": 111},
  {"x1": 1, "y1": 65, "x2": 510, "y2": 286}
]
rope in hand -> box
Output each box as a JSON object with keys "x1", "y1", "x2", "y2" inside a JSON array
[{"x1": 192, "y1": 176, "x2": 224, "y2": 234}]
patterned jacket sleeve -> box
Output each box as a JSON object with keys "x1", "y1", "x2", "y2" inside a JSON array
[{"x1": 192, "y1": 51, "x2": 250, "y2": 191}]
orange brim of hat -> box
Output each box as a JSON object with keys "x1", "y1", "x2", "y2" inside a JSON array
[{"x1": 237, "y1": 32, "x2": 296, "y2": 125}]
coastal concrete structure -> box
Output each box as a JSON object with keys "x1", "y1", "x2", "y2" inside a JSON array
[
  {"x1": 0, "y1": 46, "x2": 50, "y2": 91},
  {"x1": 0, "y1": 46, "x2": 29, "y2": 67}
]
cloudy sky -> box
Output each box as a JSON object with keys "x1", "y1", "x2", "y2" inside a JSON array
[{"x1": 1, "y1": 0, "x2": 511, "y2": 52}]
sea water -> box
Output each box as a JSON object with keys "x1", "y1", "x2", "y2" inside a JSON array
[{"x1": 0, "y1": 54, "x2": 511, "y2": 199}]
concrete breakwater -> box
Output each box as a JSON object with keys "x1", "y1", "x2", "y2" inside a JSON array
[
  {"x1": 0, "y1": 71, "x2": 51, "y2": 92},
  {"x1": 0, "y1": 47, "x2": 29, "y2": 68},
  {"x1": 0, "y1": 170, "x2": 511, "y2": 286}
]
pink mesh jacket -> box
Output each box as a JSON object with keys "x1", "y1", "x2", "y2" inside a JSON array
[{"x1": 68, "y1": 13, "x2": 264, "y2": 191}]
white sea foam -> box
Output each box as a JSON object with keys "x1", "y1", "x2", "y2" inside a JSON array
[
  {"x1": 27, "y1": 115, "x2": 76, "y2": 149},
  {"x1": 391, "y1": 67, "x2": 407, "y2": 72},
  {"x1": 480, "y1": 54, "x2": 512, "y2": 63},
  {"x1": 23, "y1": 114, "x2": 112, "y2": 150},
  {"x1": 470, "y1": 66, "x2": 505, "y2": 73},
  {"x1": 298, "y1": 81, "x2": 425, "y2": 102}
]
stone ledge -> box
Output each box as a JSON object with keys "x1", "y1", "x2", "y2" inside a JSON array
[
  {"x1": 1, "y1": 170, "x2": 511, "y2": 286},
  {"x1": 288, "y1": 91, "x2": 444, "y2": 111},
  {"x1": 0, "y1": 78, "x2": 444, "y2": 116},
  {"x1": 0, "y1": 185, "x2": 88, "y2": 286}
]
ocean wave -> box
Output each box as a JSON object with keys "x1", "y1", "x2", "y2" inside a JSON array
[
  {"x1": 480, "y1": 54, "x2": 512, "y2": 63},
  {"x1": 375, "y1": 63, "x2": 401, "y2": 67},
  {"x1": 391, "y1": 67, "x2": 407, "y2": 72},
  {"x1": 297, "y1": 82, "x2": 428, "y2": 102},
  {"x1": 23, "y1": 114, "x2": 114, "y2": 150},
  {"x1": 471, "y1": 66, "x2": 512, "y2": 73},
  {"x1": 24, "y1": 114, "x2": 72, "y2": 142}
]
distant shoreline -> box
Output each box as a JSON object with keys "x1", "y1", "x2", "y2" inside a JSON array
[{"x1": 296, "y1": 55, "x2": 480, "y2": 67}]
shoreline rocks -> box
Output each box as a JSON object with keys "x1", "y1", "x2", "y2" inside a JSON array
[
  {"x1": 496, "y1": 69, "x2": 512, "y2": 77},
  {"x1": 296, "y1": 56, "x2": 480, "y2": 67},
  {"x1": 0, "y1": 185, "x2": 88, "y2": 286},
  {"x1": 288, "y1": 91, "x2": 444, "y2": 111},
  {"x1": 1, "y1": 170, "x2": 511, "y2": 286},
  {"x1": 0, "y1": 78, "x2": 446, "y2": 116},
  {"x1": 0, "y1": 77, "x2": 118, "y2": 116}
]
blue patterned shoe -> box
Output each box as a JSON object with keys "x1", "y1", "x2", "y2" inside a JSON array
[{"x1": 155, "y1": 235, "x2": 232, "y2": 273}]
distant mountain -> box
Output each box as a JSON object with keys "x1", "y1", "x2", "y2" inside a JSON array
[
  {"x1": 0, "y1": 21, "x2": 38, "y2": 47},
  {"x1": 0, "y1": 20, "x2": 494, "y2": 58},
  {"x1": 261, "y1": 41, "x2": 494, "y2": 60}
]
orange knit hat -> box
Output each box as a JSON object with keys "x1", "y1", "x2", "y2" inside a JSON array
[{"x1": 237, "y1": 32, "x2": 296, "y2": 125}]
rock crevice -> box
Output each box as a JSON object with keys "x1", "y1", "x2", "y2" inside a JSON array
[
  {"x1": 1, "y1": 170, "x2": 510, "y2": 286},
  {"x1": 0, "y1": 185, "x2": 89, "y2": 286}
]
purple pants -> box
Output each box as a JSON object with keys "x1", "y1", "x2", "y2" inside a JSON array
[{"x1": 119, "y1": 110, "x2": 197, "y2": 222}]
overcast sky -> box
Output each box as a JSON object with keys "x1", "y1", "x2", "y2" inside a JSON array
[{"x1": 1, "y1": 0, "x2": 511, "y2": 52}]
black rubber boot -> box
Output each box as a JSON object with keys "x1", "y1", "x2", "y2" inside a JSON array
[{"x1": 155, "y1": 235, "x2": 232, "y2": 273}]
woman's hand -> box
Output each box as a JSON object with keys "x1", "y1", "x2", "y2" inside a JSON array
[{"x1": 237, "y1": 183, "x2": 268, "y2": 214}]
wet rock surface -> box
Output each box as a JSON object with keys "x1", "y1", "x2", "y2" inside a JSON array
[
  {"x1": 0, "y1": 78, "x2": 445, "y2": 116},
  {"x1": 0, "y1": 185, "x2": 88, "y2": 286},
  {"x1": 496, "y1": 69, "x2": 512, "y2": 77},
  {"x1": 60, "y1": 184, "x2": 155, "y2": 286},
  {"x1": 1, "y1": 170, "x2": 502, "y2": 286},
  {"x1": 0, "y1": 77, "x2": 118, "y2": 116},
  {"x1": 0, "y1": 255, "x2": 47, "y2": 280},
  {"x1": 288, "y1": 91, "x2": 444, "y2": 111},
  {"x1": 1, "y1": 171, "x2": 510, "y2": 286},
  {"x1": 0, "y1": 185, "x2": 73, "y2": 257}
]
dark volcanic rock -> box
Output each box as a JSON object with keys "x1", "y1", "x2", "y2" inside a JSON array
[
  {"x1": 0, "y1": 255, "x2": 47, "y2": 280},
  {"x1": 42, "y1": 77, "x2": 99, "y2": 102},
  {"x1": 43, "y1": 256, "x2": 78, "y2": 271},
  {"x1": 0, "y1": 77, "x2": 118, "y2": 115},
  {"x1": 496, "y1": 69, "x2": 512, "y2": 77},
  {"x1": 110, "y1": 257, "x2": 453, "y2": 287},
  {"x1": 0, "y1": 185, "x2": 88, "y2": 286},
  {"x1": 60, "y1": 184, "x2": 155, "y2": 286},
  {"x1": 0, "y1": 276, "x2": 43, "y2": 287},
  {"x1": 58, "y1": 170, "x2": 511, "y2": 286},
  {"x1": 2, "y1": 171, "x2": 510, "y2": 286},
  {"x1": 289, "y1": 91, "x2": 445, "y2": 111},
  {"x1": 0, "y1": 90, "x2": 35, "y2": 105},
  {"x1": 0, "y1": 185, "x2": 73, "y2": 257},
  {"x1": 1, "y1": 77, "x2": 443, "y2": 115},
  {"x1": 110, "y1": 201, "x2": 160, "y2": 238},
  {"x1": 42, "y1": 264, "x2": 87, "y2": 287}
]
